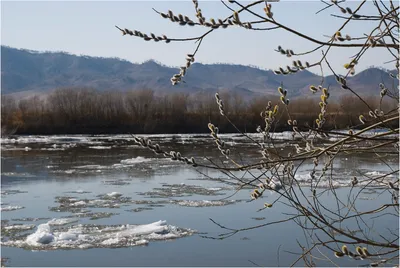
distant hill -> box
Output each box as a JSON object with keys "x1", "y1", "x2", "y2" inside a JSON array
[{"x1": 1, "y1": 46, "x2": 397, "y2": 98}]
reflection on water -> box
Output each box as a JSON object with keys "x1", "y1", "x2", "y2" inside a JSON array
[{"x1": 1, "y1": 134, "x2": 398, "y2": 266}]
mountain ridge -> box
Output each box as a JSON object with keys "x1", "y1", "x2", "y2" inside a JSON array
[{"x1": 1, "y1": 46, "x2": 397, "y2": 98}]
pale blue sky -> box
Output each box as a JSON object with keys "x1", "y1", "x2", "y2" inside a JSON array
[{"x1": 1, "y1": 1, "x2": 396, "y2": 74}]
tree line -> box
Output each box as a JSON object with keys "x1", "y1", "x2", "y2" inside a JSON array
[{"x1": 1, "y1": 88, "x2": 398, "y2": 135}]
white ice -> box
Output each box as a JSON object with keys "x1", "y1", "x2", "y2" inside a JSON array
[
  {"x1": 88, "y1": 146, "x2": 112, "y2": 150},
  {"x1": 1, "y1": 219, "x2": 194, "y2": 250},
  {"x1": 120, "y1": 157, "x2": 152, "y2": 165},
  {"x1": 48, "y1": 218, "x2": 79, "y2": 226},
  {"x1": 106, "y1": 192, "x2": 122, "y2": 198},
  {"x1": 4, "y1": 224, "x2": 35, "y2": 231},
  {"x1": 0, "y1": 205, "x2": 24, "y2": 212}
]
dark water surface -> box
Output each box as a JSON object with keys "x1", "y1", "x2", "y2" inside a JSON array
[{"x1": 1, "y1": 134, "x2": 398, "y2": 267}]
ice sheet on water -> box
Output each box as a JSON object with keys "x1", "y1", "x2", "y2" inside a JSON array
[
  {"x1": 3, "y1": 224, "x2": 35, "y2": 231},
  {"x1": 294, "y1": 173, "x2": 349, "y2": 188},
  {"x1": 75, "y1": 164, "x2": 109, "y2": 170},
  {"x1": 40, "y1": 148, "x2": 66, "y2": 151},
  {"x1": 65, "y1": 190, "x2": 92, "y2": 194},
  {"x1": 364, "y1": 171, "x2": 395, "y2": 178},
  {"x1": 106, "y1": 192, "x2": 122, "y2": 197},
  {"x1": 138, "y1": 183, "x2": 229, "y2": 198},
  {"x1": 120, "y1": 156, "x2": 152, "y2": 165},
  {"x1": 12, "y1": 217, "x2": 51, "y2": 222},
  {"x1": 171, "y1": 200, "x2": 238, "y2": 207},
  {"x1": 127, "y1": 207, "x2": 154, "y2": 213},
  {"x1": 293, "y1": 170, "x2": 397, "y2": 188},
  {"x1": 1, "y1": 146, "x2": 32, "y2": 151},
  {"x1": 1, "y1": 135, "x2": 91, "y2": 145},
  {"x1": 102, "y1": 179, "x2": 131, "y2": 185},
  {"x1": 88, "y1": 146, "x2": 112, "y2": 150},
  {"x1": 48, "y1": 218, "x2": 79, "y2": 226},
  {"x1": 1, "y1": 220, "x2": 195, "y2": 250},
  {"x1": 1, "y1": 205, "x2": 24, "y2": 212},
  {"x1": 50, "y1": 193, "x2": 132, "y2": 212},
  {"x1": 1, "y1": 189, "x2": 28, "y2": 195},
  {"x1": 71, "y1": 211, "x2": 118, "y2": 220}
]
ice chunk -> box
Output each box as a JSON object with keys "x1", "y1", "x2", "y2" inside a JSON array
[
  {"x1": 269, "y1": 179, "x2": 282, "y2": 191},
  {"x1": 26, "y1": 224, "x2": 54, "y2": 245},
  {"x1": 1, "y1": 219, "x2": 195, "y2": 250},
  {"x1": 1, "y1": 205, "x2": 24, "y2": 212},
  {"x1": 120, "y1": 157, "x2": 151, "y2": 165},
  {"x1": 88, "y1": 146, "x2": 112, "y2": 150},
  {"x1": 71, "y1": 201, "x2": 86, "y2": 207},
  {"x1": 3, "y1": 224, "x2": 35, "y2": 231},
  {"x1": 106, "y1": 192, "x2": 122, "y2": 198},
  {"x1": 48, "y1": 218, "x2": 78, "y2": 226}
]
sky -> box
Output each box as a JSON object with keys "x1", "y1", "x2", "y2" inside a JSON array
[{"x1": 1, "y1": 1, "x2": 397, "y2": 74}]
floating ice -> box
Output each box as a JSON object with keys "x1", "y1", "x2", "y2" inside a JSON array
[
  {"x1": 269, "y1": 179, "x2": 283, "y2": 191},
  {"x1": 1, "y1": 189, "x2": 28, "y2": 195},
  {"x1": 3, "y1": 224, "x2": 35, "y2": 231},
  {"x1": 364, "y1": 171, "x2": 395, "y2": 178},
  {"x1": 75, "y1": 165, "x2": 108, "y2": 170},
  {"x1": 88, "y1": 146, "x2": 112, "y2": 150},
  {"x1": 172, "y1": 200, "x2": 237, "y2": 207},
  {"x1": 48, "y1": 218, "x2": 79, "y2": 226},
  {"x1": 102, "y1": 179, "x2": 131, "y2": 185},
  {"x1": 72, "y1": 211, "x2": 118, "y2": 220},
  {"x1": 12, "y1": 217, "x2": 51, "y2": 222},
  {"x1": 1, "y1": 220, "x2": 195, "y2": 250},
  {"x1": 70, "y1": 201, "x2": 87, "y2": 207},
  {"x1": 139, "y1": 183, "x2": 227, "y2": 198},
  {"x1": 1, "y1": 205, "x2": 24, "y2": 212},
  {"x1": 40, "y1": 148, "x2": 65, "y2": 151},
  {"x1": 50, "y1": 193, "x2": 132, "y2": 212},
  {"x1": 120, "y1": 157, "x2": 152, "y2": 165},
  {"x1": 127, "y1": 207, "x2": 154, "y2": 213},
  {"x1": 294, "y1": 173, "x2": 348, "y2": 188},
  {"x1": 293, "y1": 170, "x2": 396, "y2": 188},
  {"x1": 106, "y1": 192, "x2": 122, "y2": 198},
  {"x1": 65, "y1": 190, "x2": 91, "y2": 194}
]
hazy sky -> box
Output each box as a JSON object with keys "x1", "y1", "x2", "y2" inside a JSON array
[{"x1": 1, "y1": 1, "x2": 396, "y2": 74}]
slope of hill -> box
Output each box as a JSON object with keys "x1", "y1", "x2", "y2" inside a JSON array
[{"x1": 1, "y1": 46, "x2": 397, "y2": 98}]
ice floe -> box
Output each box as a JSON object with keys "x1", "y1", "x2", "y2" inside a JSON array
[
  {"x1": 171, "y1": 200, "x2": 237, "y2": 207},
  {"x1": 138, "y1": 183, "x2": 228, "y2": 198},
  {"x1": 120, "y1": 157, "x2": 152, "y2": 165},
  {"x1": 102, "y1": 179, "x2": 131, "y2": 185},
  {"x1": 1, "y1": 205, "x2": 25, "y2": 212},
  {"x1": 1, "y1": 220, "x2": 195, "y2": 250},
  {"x1": 65, "y1": 190, "x2": 91, "y2": 194},
  {"x1": 48, "y1": 218, "x2": 79, "y2": 226},
  {"x1": 1, "y1": 189, "x2": 28, "y2": 195},
  {"x1": 50, "y1": 193, "x2": 132, "y2": 212},
  {"x1": 3, "y1": 224, "x2": 35, "y2": 231},
  {"x1": 293, "y1": 170, "x2": 397, "y2": 188},
  {"x1": 88, "y1": 146, "x2": 112, "y2": 150}
]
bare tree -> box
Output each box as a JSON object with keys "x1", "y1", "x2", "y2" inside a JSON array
[{"x1": 116, "y1": 0, "x2": 399, "y2": 266}]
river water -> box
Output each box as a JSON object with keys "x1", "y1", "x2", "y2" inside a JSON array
[{"x1": 1, "y1": 133, "x2": 398, "y2": 267}]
